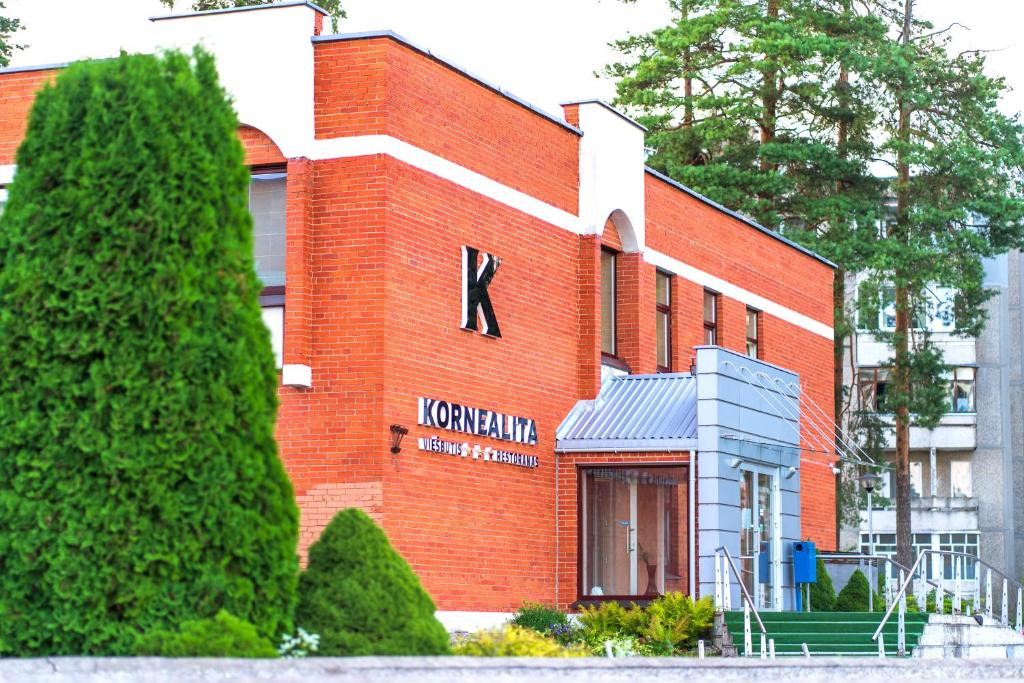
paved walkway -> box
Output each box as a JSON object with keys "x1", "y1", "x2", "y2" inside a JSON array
[{"x1": 2, "y1": 657, "x2": 1024, "y2": 682}]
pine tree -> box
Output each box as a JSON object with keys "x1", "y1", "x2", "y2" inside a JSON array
[
  {"x1": 607, "y1": 0, "x2": 892, "y2": 539},
  {"x1": 0, "y1": 49, "x2": 298, "y2": 655},
  {"x1": 160, "y1": 0, "x2": 346, "y2": 31},
  {"x1": 857, "y1": 0, "x2": 1024, "y2": 570},
  {"x1": 296, "y1": 508, "x2": 451, "y2": 656}
]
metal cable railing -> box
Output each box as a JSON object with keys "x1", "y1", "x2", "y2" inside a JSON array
[
  {"x1": 872, "y1": 549, "x2": 1024, "y2": 654},
  {"x1": 714, "y1": 546, "x2": 767, "y2": 656}
]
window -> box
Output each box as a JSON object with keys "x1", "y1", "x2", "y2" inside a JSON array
[
  {"x1": 910, "y1": 461, "x2": 923, "y2": 498},
  {"x1": 949, "y1": 367, "x2": 975, "y2": 413},
  {"x1": 857, "y1": 367, "x2": 891, "y2": 412},
  {"x1": 878, "y1": 285, "x2": 937, "y2": 331},
  {"x1": 656, "y1": 271, "x2": 672, "y2": 372},
  {"x1": 250, "y1": 171, "x2": 287, "y2": 288},
  {"x1": 250, "y1": 169, "x2": 287, "y2": 368},
  {"x1": 950, "y1": 461, "x2": 972, "y2": 498},
  {"x1": 703, "y1": 290, "x2": 718, "y2": 345},
  {"x1": 938, "y1": 533, "x2": 979, "y2": 580},
  {"x1": 745, "y1": 308, "x2": 760, "y2": 359},
  {"x1": 580, "y1": 466, "x2": 688, "y2": 599},
  {"x1": 601, "y1": 249, "x2": 617, "y2": 357}
]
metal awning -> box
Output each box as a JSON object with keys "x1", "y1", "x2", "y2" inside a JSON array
[{"x1": 555, "y1": 373, "x2": 697, "y2": 453}]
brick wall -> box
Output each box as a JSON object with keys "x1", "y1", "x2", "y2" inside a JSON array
[
  {"x1": 313, "y1": 36, "x2": 579, "y2": 213},
  {"x1": 0, "y1": 33, "x2": 838, "y2": 611},
  {"x1": 0, "y1": 68, "x2": 57, "y2": 165}
]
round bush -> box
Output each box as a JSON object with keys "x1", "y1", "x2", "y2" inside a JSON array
[
  {"x1": 295, "y1": 508, "x2": 450, "y2": 655},
  {"x1": 134, "y1": 611, "x2": 277, "y2": 658},
  {"x1": 835, "y1": 569, "x2": 872, "y2": 612},
  {"x1": 0, "y1": 49, "x2": 298, "y2": 655}
]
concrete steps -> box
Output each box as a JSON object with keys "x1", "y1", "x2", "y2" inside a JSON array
[{"x1": 913, "y1": 615, "x2": 1024, "y2": 659}]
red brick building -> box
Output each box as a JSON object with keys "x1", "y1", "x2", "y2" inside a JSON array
[{"x1": 0, "y1": 2, "x2": 837, "y2": 627}]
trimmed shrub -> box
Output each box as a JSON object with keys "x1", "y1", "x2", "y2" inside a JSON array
[
  {"x1": 0, "y1": 50, "x2": 298, "y2": 655},
  {"x1": 809, "y1": 558, "x2": 836, "y2": 612},
  {"x1": 510, "y1": 602, "x2": 570, "y2": 635},
  {"x1": 835, "y1": 569, "x2": 872, "y2": 611},
  {"x1": 453, "y1": 626, "x2": 587, "y2": 657},
  {"x1": 134, "y1": 611, "x2": 277, "y2": 658},
  {"x1": 295, "y1": 508, "x2": 450, "y2": 655}
]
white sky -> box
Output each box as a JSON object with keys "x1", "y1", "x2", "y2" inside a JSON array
[{"x1": 5, "y1": 0, "x2": 1023, "y2": 119}]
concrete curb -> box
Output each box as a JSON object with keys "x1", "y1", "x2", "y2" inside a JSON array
[{"x1": 2, "y1": 656, "x2": 1024, "y2": 682}]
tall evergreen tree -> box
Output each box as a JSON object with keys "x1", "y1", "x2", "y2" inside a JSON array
[
  {"x1": 857, "y1": 0, "x2": 1024, "y2": 569},
  {"x1": 607, "y1": 0, "x2": 891, "y2": 540},
  {"x1": 0, "y1": 49, "x2": 298, "y2": 655},
  {"x1": 160, "y1": 0, "x2": 346, "y2": 31},
  {"x1": 0, "y1": 0, "x2": 22, "y2": 67}
]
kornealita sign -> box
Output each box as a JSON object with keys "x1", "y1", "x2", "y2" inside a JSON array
[{"x1": 417, "y1": 397, "x2": 538, "y2": 446}]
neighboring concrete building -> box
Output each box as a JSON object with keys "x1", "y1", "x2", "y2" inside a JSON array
[
  {"x1": 0, "y1": 2, "x2": 838, "y2": 624},
  {"x1": 843, "y1": 253, "x2": 1024, "y2": 592}
]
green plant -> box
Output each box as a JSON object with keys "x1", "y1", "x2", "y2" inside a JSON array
[
  {"x1": 134, "y1": 611, "x2": 277, "y2": 658},
  {"x1": 295, "y1": 508, "x2": 450, "y2": 655},
  {"x1": 809, "y1": 558, "x2": 836, "y2": 612},
  {"x1": 453, "y1": 626, "x2": 587, "y2": 657},
  {"x1": 576, "y1": 593, "x2": 713, "y2": 656},
  {"x1": 509, "y1": 602, "x2": 569, "y2": 635},
  {"x1": 642, "y1": 593, "x2": 714, "y2": 653},
  {"x1": 576, "y1": 600, "x2": 642, "y2": 642},
  {"x1": 0, "y1": 48, "x2": 298, "y2": 656},
  {"x1": 836, "y1": 570, "x2": 872, "y2": 612}
]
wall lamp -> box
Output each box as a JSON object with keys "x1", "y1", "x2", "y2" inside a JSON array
[{"x1": 389, "y1": 424, "x2": 409, "y2": 454}]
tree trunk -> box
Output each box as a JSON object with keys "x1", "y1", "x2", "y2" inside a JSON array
[
  {"x1": 682, "y1": 1, "x2": 694, "y2": 129},
  {"x1": 759, "y1": 0, "x2": 780, "y2": 172},
  {"x1": 893, "y1": 0, "x2": 915, "y2": 575},
  {"x1": 834, "y1": 3, "x2": 851, "y2": 550}
]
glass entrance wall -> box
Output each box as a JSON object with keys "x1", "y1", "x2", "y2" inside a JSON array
[{"x1": 580, "y1": 466, "x2": 688, "y2": 598}]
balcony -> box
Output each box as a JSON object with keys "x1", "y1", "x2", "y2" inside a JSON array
[
  {"x1": 873, "y1": 412, "x2": 976, "y2": 451},
  {"x1": 860, "y1": 496, "x2": 978, "y2": 534}
]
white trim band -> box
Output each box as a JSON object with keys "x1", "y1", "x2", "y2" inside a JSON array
[
  {"x1": 2, "y1": 145, "x2": 834, "y2": 341},
  {"x1": 308, "y1": 136, "x2": 584, "y2": 235},
  {"x1": 644, "y1": 248, "x2": 834, "y2": 340}
]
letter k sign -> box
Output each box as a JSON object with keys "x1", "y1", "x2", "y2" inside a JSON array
[{"x1": 461, "y1": 245, "x2": 502, "y2": 338}]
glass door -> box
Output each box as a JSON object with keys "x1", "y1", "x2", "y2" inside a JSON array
[{"x1": 739, "y1": 465, "x2": 780, "y2": 609}]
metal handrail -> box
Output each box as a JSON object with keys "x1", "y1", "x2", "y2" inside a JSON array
[
  {"x1": 929, "y1": 550, "x2": 1024, "y2": 595},
  {"x1": 716, "y1": 545, "x2": 767, "y2": 635},
  {"x1": 872, "y1": 549, "x2": 1024, "y2": 642},
  {"x1": 872, "y1": 552, "x2": 925, "y2": 642}
]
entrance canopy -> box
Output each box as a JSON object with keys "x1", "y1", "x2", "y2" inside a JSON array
[{"x1": 556, "y1": 373, "x2": 697, "y2": 453}]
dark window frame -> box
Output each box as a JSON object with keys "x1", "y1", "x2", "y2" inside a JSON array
[
  {"x1": 703, "y1": 289, "x2": 718, "y2": 345},
  {"x1": 656, "y1": 270, "x2": 672, "y2": 372},
  {"x1": 745, "y1": 307, "x2": 760, "y2": 359},
  {"x1": 601, "y1": 247, "x2": 619, "y2": 361},
  {"x1": 858, "y1": 367, "x2": 891, "y2": 413}
]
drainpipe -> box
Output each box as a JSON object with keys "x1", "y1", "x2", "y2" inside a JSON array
[{"x1": 689, "y1": 447, "x2": 696, "y2": 598}]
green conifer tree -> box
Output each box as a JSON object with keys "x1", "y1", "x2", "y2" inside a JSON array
[
  {"x1": 296, "y1": 508, "x2": 450, "y2": 655},
  {"x1": 0, "y1": 49, "x2": 298, "y2": 655},
  {"x1": 835, "y1": 569, "x2": 871, "y2": 611}
]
